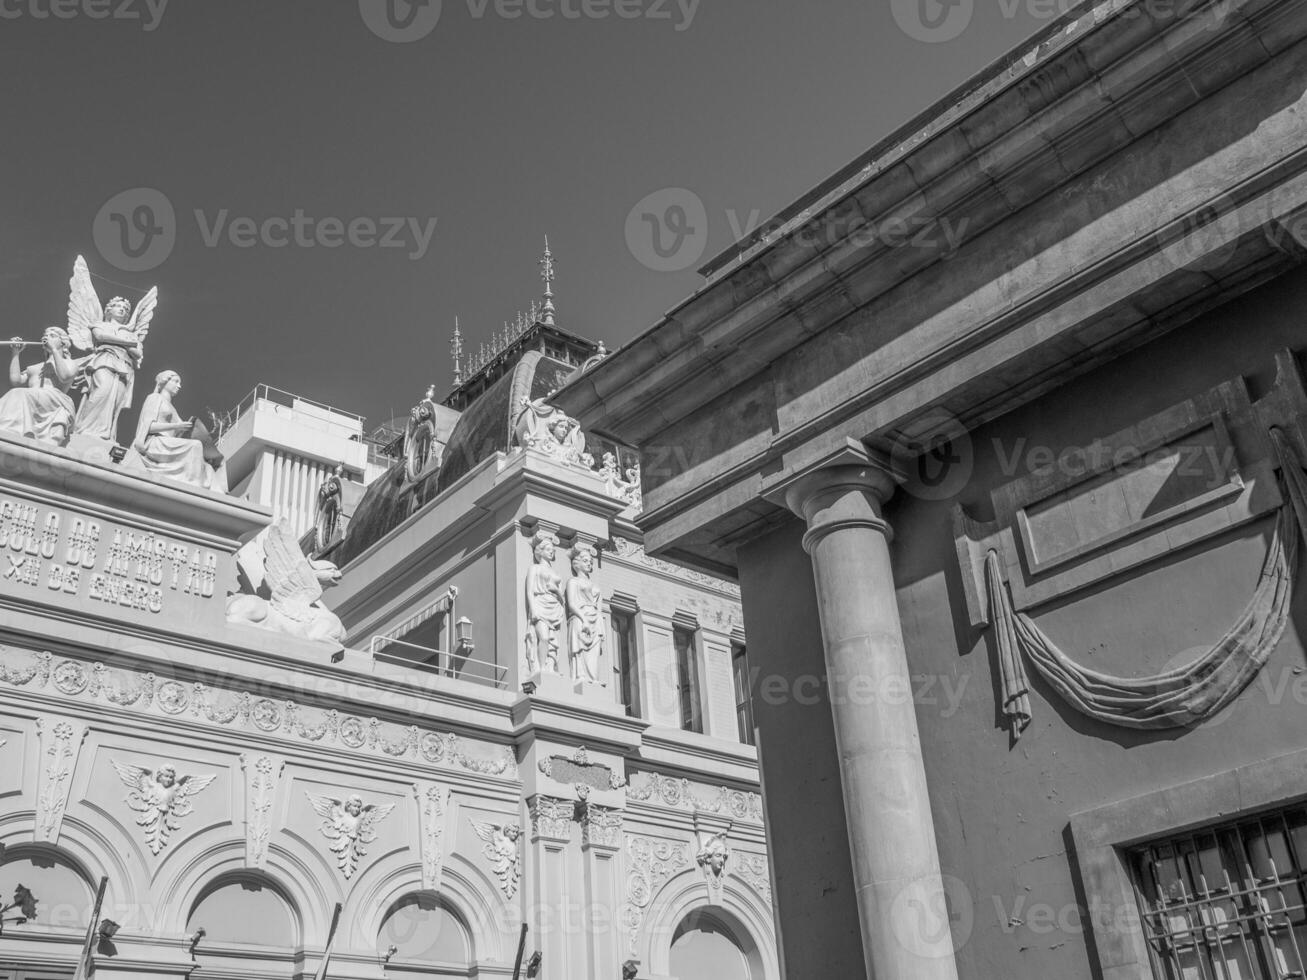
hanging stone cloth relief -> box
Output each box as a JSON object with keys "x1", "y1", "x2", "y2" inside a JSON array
[{"x1": 982, "y1": 429, "x2": 1305, "y2": 736}]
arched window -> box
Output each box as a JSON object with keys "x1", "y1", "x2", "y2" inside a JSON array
[
  {"x1": 0, "y1": 845, "x2": 93, "y2": 936},
  {"x1": 186, "y1": 874, "x2": 297, "y2": 979},
  {"x1": 669, "y1": 909, "x2": 763, "y2": 980},
  {"x1": 379, "y1": 894, "x2": 472, "y2": 977}
]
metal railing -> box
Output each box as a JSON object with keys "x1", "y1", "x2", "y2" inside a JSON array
[
  {"x1": 213, "y1": 384, "x2": 367, "y2": 440},
  {"x1": 369, "y1": 635, "x2": 508, "y2": 691}
]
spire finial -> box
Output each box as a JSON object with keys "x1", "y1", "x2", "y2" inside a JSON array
[
  {"x1": 451, "y1": 316, "x2": 464, "y2": 386},
  {"x1": 539, "y1": 237, "x2": 556, "y2": 326}
]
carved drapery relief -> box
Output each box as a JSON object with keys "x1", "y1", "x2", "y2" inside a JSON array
[
  {"x1": 580, "y1": 804, "x2": 623, "y2": 851},
  {"x1": 414, "y1": 782, "x2": 452, "y2": 891},
  {"x1": 0, "y1": 648, "x2": 517, "y2": 779},
  {"x1": 625, "y1": 772, "x2": 762, "y2": 824},
  {"x1": 622, "y1": 834, "x2": 692, "y2": 957},
  {"x1": 306, "y1": 792, "x2": 397, "y2": 880},
  {"x1": 471, "y1": 820, "x2": 523, "y2": 899},
  {"x1": 241, "y1": 754, "x2": 284, "y2": 869},
  {"x1": 112, "y1": 761, "x2": 216, "y2": 855},
  {"x1": 34, "y1": 718, "x2": 88, "y2": 843},
  {"x1": 528, "y1": 795, "x2": 574, "y2": 844}
]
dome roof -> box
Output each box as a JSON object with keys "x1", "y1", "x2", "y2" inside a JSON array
[{"x1": 331, "y1": 351, "x2": 579, "y2": 566}]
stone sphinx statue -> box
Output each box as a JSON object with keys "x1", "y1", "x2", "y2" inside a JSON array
[
  {"x1": 127, "y1": 371, "x2": 228, "y2": 492},
  {"x1": 227, "y1": 520, "x2": 346, "y2": 646},
  {"x1": 66, "y1": 255, "x2": 157, "y2": 444},
  {"x1": 566, "y1": 542, "x2": 605, "y2": 685},
  {"x1": 0, "y1": 328, "x2": 90, "y2": 446}
]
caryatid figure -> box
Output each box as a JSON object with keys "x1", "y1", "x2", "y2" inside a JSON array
[
  {"x1": 566, "y1": 543, "x2": 605, "y2": 685},
  {"x1": 524, "y1": 530, "x2": 565, "y2": 674}
]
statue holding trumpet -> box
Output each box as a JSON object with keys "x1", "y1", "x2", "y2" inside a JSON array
[{"x1": 0, "y1": 327, "x2": 91, "y2": 447}]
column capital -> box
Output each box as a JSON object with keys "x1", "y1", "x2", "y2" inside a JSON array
[{"x1": 767, "y1": 441, "x2": 903, "y2": 553}]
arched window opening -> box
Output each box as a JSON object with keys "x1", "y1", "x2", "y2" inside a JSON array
[
  {"x1": 0, "y1": 845, "x2": 94, "y2": 936},
  {"x1": 379, "y1": 894, "x2": 473, "y2": 977},
  {"x1": 669, "y1": 908, "x2": 762, "y2": 980},
  {"x1": 186, "y1": 874, "x2": 297, "y2": 979}
]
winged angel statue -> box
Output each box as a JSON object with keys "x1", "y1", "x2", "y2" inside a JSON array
[
  {"x1": 67, "y1": 255, "x2": 158, "y2": 443},
  {"x1": 472, "y1": 821, "x2": 522, "y2": 899},
  {"x1": 227, "y1": 520, "x2": 346, "y2": 646},
  {"x1": 111, "y1": 762, "x2": 215, "y2": 855},
  {"x1": 306, "y1": 793, "x2": 396, "y2": 879}
]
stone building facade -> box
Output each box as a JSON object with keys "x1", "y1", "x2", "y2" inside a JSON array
[
  {"x1": 0, "y1": 312, "x2": 776, "y2": 979},
  {"x1": 555, "y1": 1, "x2": 1307, "y2": 978}
]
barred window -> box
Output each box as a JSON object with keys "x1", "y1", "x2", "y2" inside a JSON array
[{"x1": 1129, "y1": 806, "x2": 1307, "y2": 980}]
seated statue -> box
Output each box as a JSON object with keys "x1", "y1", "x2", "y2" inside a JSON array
[
  {"x1": 0, "y1": 329, "x2": 88, "y2": 447},
  {"x1": 128, "y1": 371, "x2": 228, "y2": 492}
]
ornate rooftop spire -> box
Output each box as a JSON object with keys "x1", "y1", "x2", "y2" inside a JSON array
[
  {"x1": 451, "y1": 317, "x2": 464, "y2": 386},
  {"x1": 539, "y1": 237, "x2": 556, "y2": 326}
]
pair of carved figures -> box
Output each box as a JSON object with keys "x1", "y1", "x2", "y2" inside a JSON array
[
  {"x1": 0, "y1": 257, "x2": 226, "y2": 493},
  {"x1": 524, "y1": 530, "x2": 604, "y2": 684}
]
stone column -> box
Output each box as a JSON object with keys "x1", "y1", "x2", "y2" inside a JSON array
[
  {"x1": 580, "y1": 805, "x2": 625, "y2": 979},
  {"x1": 781, "y1": 448, "x2": 960, "y2": 980}
]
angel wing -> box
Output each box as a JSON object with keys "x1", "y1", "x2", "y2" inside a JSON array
[
  {"x1": 471, "y1": 820, "x2": 520, "y2": 897},
  {"x1": 67, "y1": 255, "x2": 103, "y2": 352},
  {"x1": 263, "y1": 521, "x2": 323, "y2": 619},
  {"x1": 129, "y1": 285, "x2": 159, "y2": 344},
  {"x1": 171, "y1": 773, "x2": 217, "y2": 817},
  {"x1": 111, "y1": 760, "x2": 152, "y2": 798},
  {"x1": 359, "y1": 802, "x2": 397, "y2": 841},
  {"x1": 306, "y1": 791, "x2": 343, "y2": 822}
]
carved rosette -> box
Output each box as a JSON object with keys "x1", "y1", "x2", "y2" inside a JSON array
[
  {"x1": 241, "y1": 754, "x2": 284, "y2": 869},
  {"x1": 580, "y1": 805, "x2": 623, "y2": 851},
  {"x1": 528, "y1": 795, "x2": 574, "y2": 844},
  {"x1": 414, "y1": 782, "x2": 452, "y2": 891},
  {"x1": 35, "y1": 718, "x2": 88, "y2": 843}
]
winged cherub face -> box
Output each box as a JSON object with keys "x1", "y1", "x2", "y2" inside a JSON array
[
  {"x1": 345, "y1": 796, "x2": 364, "y2": 817},
  {"x1": 156, "y1": 765, "x2": 177, "y2": 788},
  {"x1": 105, "y1": 299, "x2": 132, "y2": 324}
]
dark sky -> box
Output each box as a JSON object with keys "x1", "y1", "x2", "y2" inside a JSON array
[{"x1": 2, "y1": 0, "x2": 1049, "y2": 432}]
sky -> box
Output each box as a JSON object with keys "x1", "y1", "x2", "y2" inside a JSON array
[{"x1": 1, "y1": 0, "x2": 1055, "y2": 432}]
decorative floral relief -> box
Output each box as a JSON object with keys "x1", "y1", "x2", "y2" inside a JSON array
[
  {"x1": 0, "y1": 648, "x2": 517, "y2": 780},
  {"x1": 241, "y1": 754, "x2": 284, "y2": 869},
  {"x1": 414, "y1": 783, "x2": 451, "y2": 891},
  {"x1": 626, "y1": 772, "x2": 763, "y2": 823},
  {"x1": 622, "y1": 834, "x2": 692, "y2": 956},
  {"x1": 35, "y1": 719, "x2": 88, "y2": 843},
  {"x1": 734, "y1": 851, "x2": 773, "y2": 905},
  {"x1": 580, "y1": 804, "x2": 623, "y2": 850},
  {"x1": 529, "y1": 795, "x2": 574, "y2": 842}
]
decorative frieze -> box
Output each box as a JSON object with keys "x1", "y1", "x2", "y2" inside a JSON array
[
  {"x1": 471, "y1": 820, "x2": 523, "y2": 899},
  {"x1": 112, "y1": 761, "x2": 216, "y2": 855},
  {"x1": 607, "y1": 537, "x2": 741, "y2": 599},
  {"x1": 626, "y1": 771, "x2": 763, "y2": 824},
  {"x1": 413, "y1": 783, "x2": 452, "y2": 891},
  {"x1": 34, "y1": 718, "x2": 88, "y2": 843},
  {"x1": 240, "y1": 754, "x2": 284, "y2": 869},
  {"x1": 0, "y1": 647, "x2": 518, "y2": 780},
  {"x1": 306, "y1": 792, "x2": 397, "y2": 880}
]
